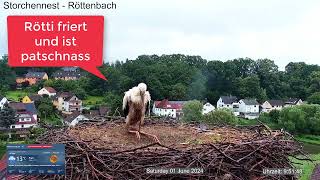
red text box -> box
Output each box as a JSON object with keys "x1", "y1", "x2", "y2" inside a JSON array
[{"x1": 7, "y1": 16, "x2": 106, "y2": 80}]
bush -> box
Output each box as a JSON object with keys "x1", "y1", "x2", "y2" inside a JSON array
[
  {"x1": 307, "y1": 92, "x2": 320, "y2": 104},
  {"x1": 0, "y1": 133, "x2": 9, "y2": 141},
  {"x1": 257, "y1": 104, "x2": 320, "y2": 135},
  {"x1": 29, "y1": 127, "x2": 46, "y2": 139},
  {"x1": 203, "y1": 109, "x2": 238, "y2": 125},
  {"x1": 278, "y1": 104, "x2": 320, "y2": 134},
  {"x1": 182, "y1": 100, "x2": 203, "y2": 122},
  {"x1": 279, "y1": 106, "x2": 306, "y2": 133},
  {"x1": 269, "y1": 110, "x2": 280, "y2": 123}
]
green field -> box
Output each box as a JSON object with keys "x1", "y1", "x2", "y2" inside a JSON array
[
  {"x1": 291, "y1": 154, "x2": 320, "y2": 180},
  {"x1": 296, "y1": 135, "x2": 320, "y2": 145},
  {"x1": 291, "y1": 135, "x2": 320, "y2": 180},
  {"x1": 83, "y1": 96, "x2": 104, "y2": 106},
  {"x1": 6, "y1": 90, "x2": 29, "y2": 101},
  {"x1": 0, "y1": 141, "x2": 29, "y2": 157}
]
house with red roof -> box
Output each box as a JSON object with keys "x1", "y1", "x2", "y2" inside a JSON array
[
  {"x1": 53, "y1": 92, "x2": 82, "y2": 114},
  {"x1": 8, "y1": 102, "x2": 38, "y2": 129},
  {"x1": 152, "y1": 99, "x2": 187, "y2": 119},
  {"x1": 38, "y1": 87, "x2": 57, "y2": 97}
]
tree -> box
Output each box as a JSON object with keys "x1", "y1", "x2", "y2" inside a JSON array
[
  {"x1": 36, "y1": 97, "x2": 55, "y2": 120},
  {"x1": 235, "y1": 75, "x2": 267, "y2": 101},
  {"x1": 0, "y1": 104, "x2": 17, "y2": 128},
  {"x1": 0, "y1": 55, "x2": 16, "y2": 92},
  {"x1": 103, "y1": 92, "x2": 122, "y2": 115},
  {"x1": 277, "y1": 105, "x2": 320, "y2": 134},
  {"x1": 182, "y1": 100, "x2": 203, "y2": 122},
  {"x1": 307, "y1": 92, "x2": 320, "y2": 104},
  {"x1": 203, "y1": 109, "x2": 238, "y2": 125},
  {"x1": 169, "y1": 83, "x2": 187, "y2": 100},
  {"x1": 278, "y1": 107, "x2": 306, "y2": 133},
  {"x1": 269, "y1": 110, "x2": 281, "y2": 123},
  {"x1": 308, "y1": 71, "x2": 320, "y2": 94},
  {"x1": 73, "y1": 87, "x2": 88, "y2": 100}
]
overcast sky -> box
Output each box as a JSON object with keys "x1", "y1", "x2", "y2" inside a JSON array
[{"x1": 1, "y1": 0, "x2": 320, "y2": 69}]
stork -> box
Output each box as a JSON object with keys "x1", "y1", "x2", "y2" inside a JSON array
[{"x1": 122, "y1": 83, "x2": 160, "y2": 143}]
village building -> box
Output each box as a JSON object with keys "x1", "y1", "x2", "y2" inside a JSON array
[
  {"x1": 16, "y1": 77, "x2": 37, "y2": 86},
  {"x1": 53, "y1": 92, "x2": 82, "y2": 113},
  {"x1": 284, "y1": 98, "x2": 303, "y2": 107},
  {"x1": 16, "y1": 72, "x2": 48, "y2": 86},
  {"x1": 38, "y1": 87, "x2": 57, "y2": 97},
  {"x1": 0, "y1": 96, "x2": 8, "y2": 109},
  {"x1": 64, "y1": 112, "x2": 89, "y2": 127},
  {"x1": 52, "y1": 71, "x2": 85, "y2": 80},
  {"x1": 8, "y1": 102, "x2": 38, "y2": 129},
  {"x1": 261, "y1": 100, "x2": 284, "y2": 113},
  {"x1": 238, "y1": 99, "x2": 260, "y2": 119},
  {"x1": 22, "y1": 94, "x2": 42, "y2": 104},
  {"x1": 216, "y1": 96, "x2": 240, "y2": 116},
  {"x1": 153, "y1": 99, "x2": 187, "y2": 119},
  {"x1": 202, "y1": 102, "x2": 215, "y2": 114}
]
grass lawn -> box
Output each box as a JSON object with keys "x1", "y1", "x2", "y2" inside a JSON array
[
  {"x1": 292, "y1": 135, "x2": 320, "y2": 180},
  {"x1": 6, "y1": 90, "x2": 29, "y2": 101},
  {"x1": 0, "y1": 141, "x2": 32, "y2": 157},
  {"x1": 296, "y1": 135, "x2": 320, "y2": 145},
  {"x1": 83, "y1": 96, "x2": 104, "y2": 106},
  {"x1": 0, "y1": 144, "x2": 6, "y2": 157},
  {"x1": 291, "y1": 154, "x2": 320, "y2": 180},
  {"x1": 237, "y1": 118, "x2": 259, "y2": 126}
]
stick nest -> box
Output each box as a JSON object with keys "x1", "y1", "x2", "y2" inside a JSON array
[{"x1": 34, "y1": 118, "x2": 308, "y2": 180}]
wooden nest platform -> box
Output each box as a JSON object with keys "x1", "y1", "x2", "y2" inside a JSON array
[{"x1": 35, "y1": 118, "x2": 308, "y2": 180}]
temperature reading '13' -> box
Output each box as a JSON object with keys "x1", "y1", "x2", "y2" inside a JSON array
[{"x1": 16, "y1": 156, "x2": 27, "y2": 162}]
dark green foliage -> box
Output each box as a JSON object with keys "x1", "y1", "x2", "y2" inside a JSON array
[
  {"x1": 182, "y1": 100, "x2": 203, "y2": 122},
  {"x1": 29, "y1": 127, "x2": 46, "y2": 139},
  {"x1": 36, "y1": 97, "x2": 57, "y2": 122},
  {"x1": 0, "y1": 104, "x2": 17, "y2": 128},
  {"x1": 0, "y1": 55, "x2": 16, "y2": 92},
  {"x1": 103, "y1": 92, "x2": 122, "y2": 115},
  {"x1": 203, "y1": 109, "x2": 238, "y2": 125},
  {"x1": 307, "y1": 92, "x2": 320, "y2": 104},
  {"x1": 269, "y1": 110, "x2": 281, "y2": 123},
  {"x1": 260, "y1": 104, "x2": 320, "y2": 135}
]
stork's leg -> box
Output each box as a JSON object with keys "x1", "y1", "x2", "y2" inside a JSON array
[
  {"x1": 139, "y1": 131, "x2": 160, "y2": 144},
  {"x1": 128, "y1": 130, "x2": 141, "y2": 140}
]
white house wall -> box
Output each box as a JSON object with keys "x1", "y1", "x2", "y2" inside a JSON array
[
  {"x1": 217, "y1": 98, "x2": 233, "y2": 110},
  {"x1": 0, "y1": 98, "x2": 8, "y2": 109},
  {"x1": 153, "y1": 108, "x2": 177, "y2": 118},
  {"x1": 202, "y1": 103, "x2": 215, "y2": 114},
  {"x1": 10, "y1": 124, "x2": 37, "y2": 129}
]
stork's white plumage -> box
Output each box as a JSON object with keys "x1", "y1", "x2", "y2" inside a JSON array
[{"x1": 122, "y1": 83, "x2": 159, "y2": 143}]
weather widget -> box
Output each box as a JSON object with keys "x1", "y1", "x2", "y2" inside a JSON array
[{"x1": 6, "y1": 144, "x2": 65, "y2": 175}]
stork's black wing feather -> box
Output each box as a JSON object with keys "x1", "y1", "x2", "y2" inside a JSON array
[
  {"x1": 145, "y1": 101, "x2": 150, "y2": 116},
  {"x1": 124, "y1": 103, "x2": 129, "y2": 117}
]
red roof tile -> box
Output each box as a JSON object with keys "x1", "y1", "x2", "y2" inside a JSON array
[
  {"x1": 155, "y1": 99, "x2": 186, "y2": 110},
  {"x1": 44, "y1": 87, "x2": 57, "y2": 93}
]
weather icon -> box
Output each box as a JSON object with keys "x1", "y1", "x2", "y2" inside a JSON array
[
  {"x1": 8, "y1": 156, "x2": 16, "y2": 161},
  {"x1": 49, "y1": 154, "x2": 58, "y2": 163}
]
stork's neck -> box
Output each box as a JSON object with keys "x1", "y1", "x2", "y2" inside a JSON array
[{"x1": 140, "y1": 93, "x2": 145, "y2": 103}]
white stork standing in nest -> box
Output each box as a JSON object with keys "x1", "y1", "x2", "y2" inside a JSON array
[{"x1": 122, "y1": 83, "x2": 160, "y2": 143}]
